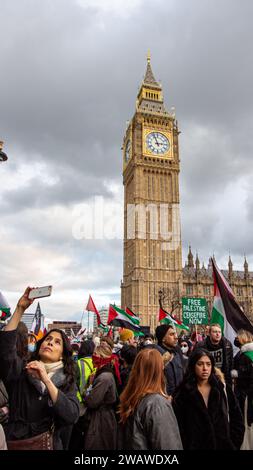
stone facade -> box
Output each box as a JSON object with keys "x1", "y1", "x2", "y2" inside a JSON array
[
  {"x1": 183, "y1": 249, "x2": 253, "y2": 323},
  {"x1": 121, "y1": 56, "x2": 182, "y2": 330},
  {"x1": 121, "y1": 56, "x2": 253, "y2": 329}
]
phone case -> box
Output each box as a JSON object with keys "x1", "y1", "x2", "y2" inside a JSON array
[{"x1": 28, "y1": 286, "x2": 52, "y2": 300}]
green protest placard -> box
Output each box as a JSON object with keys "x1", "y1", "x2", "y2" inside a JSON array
[{"x1": 182, "y1": 297, "x2": 208, "y2": 325}]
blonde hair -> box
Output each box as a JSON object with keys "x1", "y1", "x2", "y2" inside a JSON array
[
  {"x1": 210, "y1": 323, "x2": 222, "y2": 332},
  {"x1": 94, "y1": 343, "x2": 112, "y2": 358},
  {"x1": 214, "y1": 367, "x2": 225, "y2": 384},
  {"x1": 237, "y1": 329, "x2": 253, "y2": 345},
  {"x1": 162, "y1": 351, "x2": 173, "y2": 366}
]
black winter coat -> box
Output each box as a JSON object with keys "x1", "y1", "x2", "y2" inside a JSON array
[
  {"x1": 0, "y1": 330, "x2": 79, "y2": 449},
  {"x1": 233, "y1": 342, "x2": 253, "y2": 426},
  {"x1": 173, "y1": 376, "x2": 244, "y2": 450}
]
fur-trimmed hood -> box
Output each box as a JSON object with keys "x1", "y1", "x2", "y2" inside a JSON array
[{"x1": 241, "y1": 342, "x2": 253, "y2": 353}]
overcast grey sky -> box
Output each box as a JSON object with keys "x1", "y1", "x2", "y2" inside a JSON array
[{"x1": 1, "y1": 0, "x2": 253, "y2": 324}]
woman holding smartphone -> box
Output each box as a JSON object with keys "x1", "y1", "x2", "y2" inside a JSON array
[{"x1": 0, "y1": 287, "x2": 79, "y2": 450}]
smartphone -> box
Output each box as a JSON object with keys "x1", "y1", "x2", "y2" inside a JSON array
[{"x1": 28, "y1": 286, "x2": 53, "y2": 300}]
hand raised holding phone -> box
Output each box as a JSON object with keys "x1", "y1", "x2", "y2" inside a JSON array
[
  {"x1": 17, "y1": 287, "x2": 35, "y2": 311},
  {"x1": 28, "y1": 286, "x2": 53, "y2": 300},
  {"x1": 5, "y1": 286, "x2": 53, "y2": 332}
]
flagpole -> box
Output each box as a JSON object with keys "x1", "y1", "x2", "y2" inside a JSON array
[{"x1": 81, "y1": 310, "x2": 86, "y2": 332}]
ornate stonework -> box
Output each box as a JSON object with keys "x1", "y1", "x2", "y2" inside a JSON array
[
  {"x1": 121, "y1": 56, "x2": 182, "y2": 329},
  {"x1": 183, "y1": 252, "x2": 253, "y2": 323},
  {"x1": 121, "y1": 56, "x2": 253, "y2": 329}
]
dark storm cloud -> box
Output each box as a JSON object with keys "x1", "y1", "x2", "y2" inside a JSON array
[
  {"x1": 1, "y1": 164, "x2": 115, "y2": 213},
  {"x1": 1, "y1": 0, "x2": 253, "y2": 317},
  {"x1": 1, "y1": 0, "x2": 252, "y2": 176},
  {"x1": 0, "y1": 0, "x2": 137, "y2": 178},
  {"x1": 1, "y1": 0, "x2": 253, "y2": 177}
]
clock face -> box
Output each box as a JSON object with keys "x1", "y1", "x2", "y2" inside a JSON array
[
  {"x1": 125, "y1": 139, "x2": 131, "y2": 162},
  {"x1": 146, "y1": 132, "x2": 170, "y2": 155}
]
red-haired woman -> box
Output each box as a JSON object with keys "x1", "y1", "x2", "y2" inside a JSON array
[{"x1": 118, "y1": 348, "x2": 182, "y2": 450}]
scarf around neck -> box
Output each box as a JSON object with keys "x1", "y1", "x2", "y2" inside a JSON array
[
  {"x1": 43, "y1": 360, "x2": 64, "y2": 378},
  {"x1": 27, "y1": 360, "x2": 65, "y2": 395}
]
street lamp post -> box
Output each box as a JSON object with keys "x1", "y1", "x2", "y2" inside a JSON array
[{"x1": 0, "y1": 141, "x2": 8, "y2": 162}]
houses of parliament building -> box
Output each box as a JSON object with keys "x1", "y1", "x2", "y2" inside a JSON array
[{"x1": 121, "y1": 54, "x2": 253, "y2": 331}]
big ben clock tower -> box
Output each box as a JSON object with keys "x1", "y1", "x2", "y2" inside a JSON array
[{"x1": 121, "y1": 53, "x2": 183, "y2": 330}]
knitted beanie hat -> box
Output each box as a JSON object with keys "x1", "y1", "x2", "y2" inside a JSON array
[
  {"x1": 155, "y1": 324, "x2": 171, "y2": 345},
  {"x1": 119, "y1": 329, "x2": 134, "y2": 342}
]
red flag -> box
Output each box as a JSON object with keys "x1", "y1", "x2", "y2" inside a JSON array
[
  {"x1": 108, "y1": 326, "x2": 113, "y2": 338},
  {"x1": 86, "y1": 295, "x2": 101, "y2": 326}
]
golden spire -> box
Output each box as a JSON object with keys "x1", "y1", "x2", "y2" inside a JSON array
[
  {"x1": 147, "y1": 49, "x2": 151, "y2": 64},
  {"x1": 143, "y1": 51, "x2": 159, "y2": 86}
]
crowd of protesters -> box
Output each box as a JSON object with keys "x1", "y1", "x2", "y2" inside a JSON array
[{"x1": 1, "y1": 287, "x2": 253, "y2": 450}]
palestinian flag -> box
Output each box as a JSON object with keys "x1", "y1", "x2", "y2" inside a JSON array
[
  {"x1": 108, "y1": 305, "x2": 141, "y2": 332},
  {"x1": 133, "y1": 330, "x2": 145, "y2": 337},
  {"x1": 159, "y1": 307, "x2": 189, "y2": 331},
  {"x1": 211, "y1": 258, "x2": 253, "y2": 351},
  {"x1": 99, "y1": 323, "x2": 109, "y2": 333},
  {"x1": 125, "y1": 309, "x2": 146, "y2": 336},
  {"x1": 0, "y1": 292, "x2": 11, "y2": 321},
  {"x1": 125, "y1": 307, "x2": 140, "y2": 324}
]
